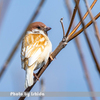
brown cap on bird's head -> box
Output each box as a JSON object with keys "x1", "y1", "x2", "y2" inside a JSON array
[{"x1": 26, "y1": 22, "x2": 51, "y2": 34}]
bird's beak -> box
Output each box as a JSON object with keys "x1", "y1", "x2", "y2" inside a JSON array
[{"x1": 45, "y1": 27, "x2": 51, "y2": 32}]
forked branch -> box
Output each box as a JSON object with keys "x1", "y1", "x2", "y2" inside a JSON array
[
  {"x1": 68, "y1": 13, "x2": 100, "y2": 42},
  {"x1": 67, "y1": 0, "x2": 97, "y2": 40}
]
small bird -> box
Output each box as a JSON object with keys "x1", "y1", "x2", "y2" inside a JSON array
[{"x1": 21, "y1": 22, "x2": 52, "y2": 88}]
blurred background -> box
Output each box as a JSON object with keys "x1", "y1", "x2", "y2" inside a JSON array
[{"x1": 0, "y1": 0, "x2": 100, "y2": 100}]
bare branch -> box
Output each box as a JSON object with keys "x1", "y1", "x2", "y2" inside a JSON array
[
  {"x1": 65, "y1": 0, "x2": 80, "y2": 37},
  {"x1": 74, "y1": 0, "x2": 100, "y2": 74},
  {"x1": 60, "y1": 18, "x2": 65, "y2": 37},
  {"x1": 68, "y1": 12, "x2": 100, "y2": 42},
  {"x1": 84, "y1": 0, "x2": 100, "y2": 45},
  {"x1": 0, "y1": 0, "x2": 45, "y2": 79},
  {"x1": 67, "y1": 0, "x2": 97, "y2": 40}
]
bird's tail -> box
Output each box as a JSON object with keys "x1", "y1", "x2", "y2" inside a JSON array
[{"x1": 25, "y1": 66, "x2": 34, "y2": 89}]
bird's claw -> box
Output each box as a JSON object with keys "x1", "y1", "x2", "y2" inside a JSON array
[
  {"x1": 33, "y1": 73, "x2": 40, "y2": 81},
  {"x1": 49, "y1": 53, "x2": 54, "y2": 61}
]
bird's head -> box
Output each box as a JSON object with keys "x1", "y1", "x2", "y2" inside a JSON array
[{"x1": 26, "y1": 22, "x2": 51, "y2": 35}]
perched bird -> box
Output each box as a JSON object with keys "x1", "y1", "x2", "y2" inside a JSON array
[{"x1": 21, "y1": 22, "x2": 52, "y2": 88}]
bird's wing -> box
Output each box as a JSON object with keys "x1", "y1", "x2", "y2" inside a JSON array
[
  {"x1": 25, "y1": 45, "x2": 42, "y2": 66},
  {"x1": 21, "y1": 34, "x2": 46, "y2": 67}
]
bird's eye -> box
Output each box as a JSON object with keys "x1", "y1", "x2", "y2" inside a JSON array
[{"x1": 37, "y1": 26, "x2": 41, "y2": 29}]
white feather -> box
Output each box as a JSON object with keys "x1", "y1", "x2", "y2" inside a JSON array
[
  {"x1": 28, "y1": 48, "x2": 41, "y2": 66},
  {"x1": 25, "y1": 65, "x2": 35, "y2": 88},
  {"x1": 27, "y1": 29, "x2": 46, "y2": 36}
]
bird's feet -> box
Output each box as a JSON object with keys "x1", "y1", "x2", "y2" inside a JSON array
[
  {"x1": 33, "y1": 73, "x2": 40, "y2": 81},
  {"x1": 49, "y1": 52, "x2": 54, "y2": 61}
]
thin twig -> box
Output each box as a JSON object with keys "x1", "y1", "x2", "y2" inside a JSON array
[
  {"x1": 0, "y1": 0, "x2": 45, "y2": 79},
  {"x1": 66, "y1": 1, "x2": 97, "y2": 100},
  {"x1": 60, "y1": 18, "x2": 65, "y2": 37},
  {"x1": 67, "y1": 0, "x2": 97, "y2": 40},
  {"x1": 65, "y1": 0, "x2": 80, "y2": 37},
  {"x1": 68, "y1": 12, "x2": 100, "y2": 42},
  {"x1": 74, "y1": 0, "x2": 100, "y2": 74},
  {"x1": 84, "y1": 0, "x2": 100, "y2": 45}
]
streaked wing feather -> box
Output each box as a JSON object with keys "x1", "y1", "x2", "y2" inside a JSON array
[
  {"x1": 28, "y1": 48, "x2": 41, "y2": 66},
  {"x1": 22, "y1": 34, "x2": 46, "y2": 67}
]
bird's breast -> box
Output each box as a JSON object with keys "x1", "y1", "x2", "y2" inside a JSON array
[{"x1": 22, "y1": 33, "x2": 52, "y2": 70}]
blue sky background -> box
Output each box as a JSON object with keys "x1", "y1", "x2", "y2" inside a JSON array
[{"x1": 0, "y1": 0, "x2": 100, "y2": 100}]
